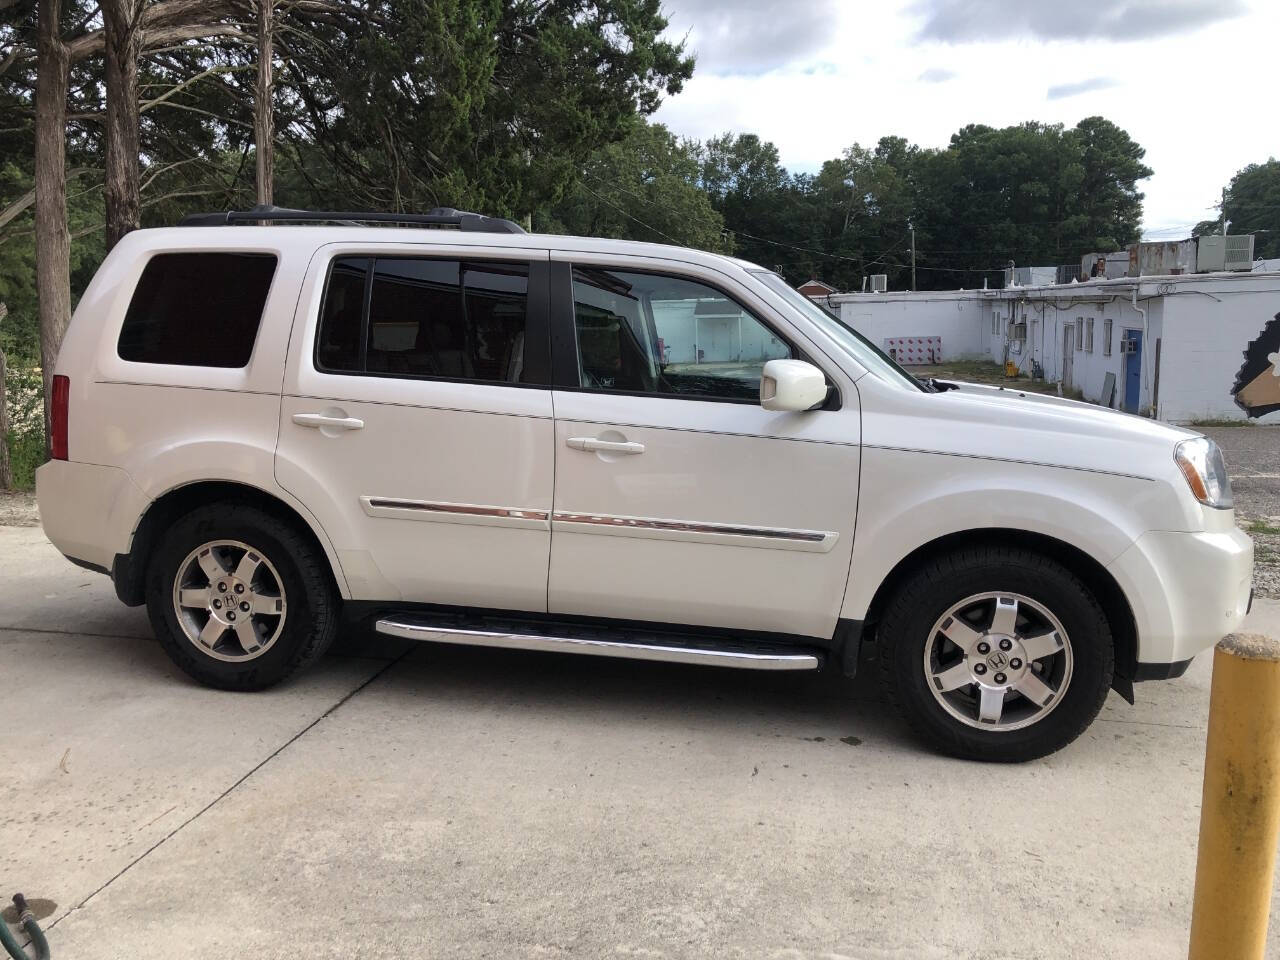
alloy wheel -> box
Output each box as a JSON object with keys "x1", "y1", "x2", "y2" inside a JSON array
[
  {"x1": 922, "y1": 592, "x2": 1073, "y2": 731},
  {"x1": 171, "y1": 539, "x2": 287, "y2": 662}
]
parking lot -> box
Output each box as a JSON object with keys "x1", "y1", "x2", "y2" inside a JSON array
[{"x1": 2, "y1": 429, "x2": 1279, "y2": 960}]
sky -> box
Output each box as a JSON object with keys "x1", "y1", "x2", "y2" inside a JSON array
[{"x1": 652, "y1": 0, "x2": 1280, "y2": 243}]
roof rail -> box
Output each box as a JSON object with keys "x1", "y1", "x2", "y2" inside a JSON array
[{"x1": 177, "y1": 204, "x2": 527, "y2": 234}]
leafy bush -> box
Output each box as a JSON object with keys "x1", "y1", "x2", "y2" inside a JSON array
[{"x1": 4, "y1": 364, "x2": 43, "y2": 491}]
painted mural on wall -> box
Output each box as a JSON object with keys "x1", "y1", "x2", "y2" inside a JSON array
[{"x1": 1232, "y1": 314, "x2": 1280, "y2": 418}]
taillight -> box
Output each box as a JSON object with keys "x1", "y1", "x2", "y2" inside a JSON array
[{"x1": 51, "y1": 374, "x2": 69, "y2": 461}]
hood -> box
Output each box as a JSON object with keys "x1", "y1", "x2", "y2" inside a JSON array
[{"x1": 861, "y1": 378, "x2": 1198, "y2": 480}]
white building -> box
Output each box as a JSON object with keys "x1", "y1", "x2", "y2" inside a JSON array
[{"x1": 828, "y1": 271, "x2": 1280, "y2": 423}]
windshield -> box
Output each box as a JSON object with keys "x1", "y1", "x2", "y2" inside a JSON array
[{"x1": 751, "y1": 272, "x2": 925, "y2": 392}]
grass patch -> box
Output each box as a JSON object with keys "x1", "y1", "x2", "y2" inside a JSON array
[
  {"x1": 1248, "y1": 519, "x2": 1280, "y2": 537},
  {"x1": 911, "y1": 359, "x2": 1063, "y2": 396},
  {"x1": 1189, "y1": 418, "x2": 1253, "y2": 428}
]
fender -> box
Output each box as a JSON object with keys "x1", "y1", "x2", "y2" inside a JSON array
[
  {"x1": 841, "y1": 445, "x2": 1168, "y2": 622},
  {"x1": 123, "y1": 435, "x2": 353, "y2": 599}
]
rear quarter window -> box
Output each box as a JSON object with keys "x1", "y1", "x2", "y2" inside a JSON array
[{"x1": 117, "y1": 252, "x2": 278, "y2": 367}]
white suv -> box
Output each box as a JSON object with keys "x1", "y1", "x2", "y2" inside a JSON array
[{"x1": 36, "y1": 207, "x2": 1253, "y2": 761}]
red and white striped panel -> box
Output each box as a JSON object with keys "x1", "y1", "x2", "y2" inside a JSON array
[{"x1": 883, "y1": 336, "x2": 942, "y2": 365}]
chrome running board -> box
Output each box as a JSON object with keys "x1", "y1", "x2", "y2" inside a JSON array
[{"x1": 374, "y1": 616, "x2": 821, "y2": 671}]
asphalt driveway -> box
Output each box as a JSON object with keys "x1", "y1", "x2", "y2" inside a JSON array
[{"x1": 2, "y1": 521, "x2": 1280, "y2": 958}]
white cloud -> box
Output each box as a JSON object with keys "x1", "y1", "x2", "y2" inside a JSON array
[
  {"x1": 910, "y1": 0, "x2": 1247, "y2": 43},
  {"x1": 1047, "y1": 77, "x2": 1119, "y2": 100},
  {"x1": 654, "y1": 0, "x2": 1280, "y2": 239},
  {"x1": 662, "y1": 0, "x2": 842, "y2": 74}
]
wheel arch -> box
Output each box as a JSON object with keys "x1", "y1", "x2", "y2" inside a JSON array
[
  {"x1": 859, "y1": 528, "x2": 1139, "y2": 693},
  {"x1": 113, "y1": 479, "x2": 349, "y2": 606}
]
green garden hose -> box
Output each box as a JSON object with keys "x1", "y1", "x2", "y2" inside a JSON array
[{"x1": 0, "y1": 895, "x2": 49, "y2": 960}]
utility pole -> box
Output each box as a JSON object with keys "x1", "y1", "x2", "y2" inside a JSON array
[
  {"x1": 1222, "y1": 187, "x2": 1228, "y2": 237},
  {"x1": 910, "y1": 225, "x2": 916, "y2": 291}
]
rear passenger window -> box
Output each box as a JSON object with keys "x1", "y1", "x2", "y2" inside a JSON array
[
  {"x1": 118, "y1": 253, "x2": 277, "y2": 367},
  {"x1": 316, "y1": 257, "x2": 531, "y2": 384}
]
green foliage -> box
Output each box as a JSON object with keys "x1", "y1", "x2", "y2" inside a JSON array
[
  {"x1": 541, "y1": 121, "x2": 727, "y2": 251},
  {"x1": 3, "y1": 363, "x2": 42, "y2": 490},
  {"x1": 1194, "y1": 160, "x2": 1280, "y2": 259}
]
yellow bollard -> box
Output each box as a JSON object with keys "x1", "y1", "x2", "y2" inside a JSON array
[{"x1": 1189, "y1": 633, "x2": 1280, "y2": 960}]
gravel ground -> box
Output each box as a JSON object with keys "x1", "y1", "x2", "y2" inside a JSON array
[
  {"x1": 0, "y1": 490, "x2": 37, "y2": 526},
  {"x1": 1201, "y1": 424, "x2": 1280, "y2": 599}
]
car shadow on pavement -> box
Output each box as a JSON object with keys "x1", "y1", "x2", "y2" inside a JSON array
[{"x1": 344, "y1": 627, "x2": 920, "y2": 754}]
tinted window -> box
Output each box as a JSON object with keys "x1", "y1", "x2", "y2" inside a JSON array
[
  {"x1": 316, "y1": 257, "x2": 530, "y2": 384},
  {"x1": 118, "y1": 253, "x2": 277, "y2": 367},
  {"x1": 571, "y1": 268, "x2": 792, "y2": 401},
  {"x1": 316, "y1": 258, "x2": 367, "y2": 373}
]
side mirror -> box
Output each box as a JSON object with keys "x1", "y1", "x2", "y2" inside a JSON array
[{"x1": 760, "y1": 359, "x2": 827, "y2": 412}]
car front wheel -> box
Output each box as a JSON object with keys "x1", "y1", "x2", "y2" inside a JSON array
[{"x1": 878, "y1": 546, "x2": 1114, "y2": 762}]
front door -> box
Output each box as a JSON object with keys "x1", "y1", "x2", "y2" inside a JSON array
[
  {"x1": 1062, "y1": 324, "x2": 1074, "y2": 393},
  {"x1": 545, "y1": 257, "x2": 860, "y2": 640},
  {"x1": 276, "y1": 246, "x2": 555, "y2": 610},
  {"x1": 1123, "y1": 329, "x2": 1143, "y2": 413}
]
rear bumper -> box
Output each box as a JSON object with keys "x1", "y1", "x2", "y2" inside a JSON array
[
  {"x1": 35, "y1": 460, "x2": 150, "y2": 571},
  {"x1": 1108, "y1": 526, "x2": 1254, "y2": 668}
]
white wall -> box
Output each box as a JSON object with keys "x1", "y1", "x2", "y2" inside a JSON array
[
  {"x1": 651, "y1": 301, "x2": 789, "y2": 365},
  {"x1": 834, "y1": 275, "x2": 1280, "y2": 423},
  {"x1": 1156, "y1": 277, "x2": 1280, "y2": 423},
  {"x1": 836, "y1": 294, "x2": 985, "y2": 362},
  {"x1": 987, "y1": 298, "x2": 1159, "y2": 413}
]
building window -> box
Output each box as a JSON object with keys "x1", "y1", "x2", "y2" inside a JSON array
[
  {"x1": 992, "y1": 312, "x2": 1000, "y2": 335},
  {"x1": 1075, "y1": 319, "x2": 1084, "y2": 351},
  {"x1": 1103, "y1": 318, "x2": 1113, "y2": 356},
  {"x1": 1085, "y1": 318, "x2": 1094, "y2": 353}
]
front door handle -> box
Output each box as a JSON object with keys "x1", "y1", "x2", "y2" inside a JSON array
[
  {"x1": 292, "y1": 412, "x2": 364, "y2": 431},
  {"x1": 566, "y1": 437, "x2": 645, "y2": 455}
]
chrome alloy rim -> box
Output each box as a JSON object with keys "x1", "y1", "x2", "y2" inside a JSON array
[
  {"x1": 923, "y1": 592, "x2": 1073, "y2": 732},
  {"x1": 172, "y1": 540, "x2": 287, "y2": 662}
]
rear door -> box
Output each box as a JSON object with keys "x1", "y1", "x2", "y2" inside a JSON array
[
  {"x1": 276, "y1": 243, "x2": 555, "y2": 610},
  {"x1": 545, "y1": 255, "x2": 861, "y2": 640}
]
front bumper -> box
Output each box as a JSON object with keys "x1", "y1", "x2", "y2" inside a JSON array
[
  {"x1": 35, "y1": 460, "x2": 150, "y2": 572},
  {"x1": 1108, "y1": 524, "x2": 1254, "y2": 668}
]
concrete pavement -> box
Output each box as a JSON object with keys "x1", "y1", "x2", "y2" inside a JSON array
[{"x1": 3, "y1": 524, "x2": 1280, "y2": 958}]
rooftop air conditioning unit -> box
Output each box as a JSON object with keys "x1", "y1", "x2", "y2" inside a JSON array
[
  {"x1": 1225, "y1": 234, "x2": 1255, "y2": 271},
  {"x1": 1196, "y1": 235, "x2": 1226, "y2": 272},
  {"x1": 869, "y1": 274, "x2": 888, "y2": 293}
]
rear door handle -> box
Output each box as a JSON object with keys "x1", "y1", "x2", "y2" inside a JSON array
[
  {"x1": 292, "y1": 412, "x2": 364, "y2": 431},
  {"x1": 566, "y1": 437, "x2": 645, "y2": 455}
]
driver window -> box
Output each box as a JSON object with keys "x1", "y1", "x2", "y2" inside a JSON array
[{"x1": 570, "y1": 267, "x2": 792, "y2": 401}]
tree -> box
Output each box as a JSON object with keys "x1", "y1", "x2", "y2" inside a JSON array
[
  {"x1": 1066, "y1": 116, "x2": 1150, "y2": 252},
  {"x1": 0, "y1": 301, "x2": 10, "y2": 490},
  {"x1": 281, "y1": 0, "x2": 693, "y2": 218},
  {"x1": 1194, "y1": 160, "x2": 1280, "y2": 259},
  {"x1": 542, "y1": 120, "x2": 726, "y2": 251},
  {"x1": 697, "y1": 133, "x2": 819, "y2": 279},
  {"x1": 253, "y1": 0, "x2": 271, "y2": 204}
]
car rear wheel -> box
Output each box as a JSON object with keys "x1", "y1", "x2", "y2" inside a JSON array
[
  {"x1": 145, "y1": 502, "x2": 339, "y2": 690},
  {"x1": 878, "y1": 546, "x2": 1114, "y2": 762}
]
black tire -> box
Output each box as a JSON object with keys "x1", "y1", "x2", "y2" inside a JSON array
[
  {"x1": 877, "y1": 546, "x2": 1114, "y2": 762},
  {"x1": 145, "y1": 502, "x2": 339, "y2": 691}
]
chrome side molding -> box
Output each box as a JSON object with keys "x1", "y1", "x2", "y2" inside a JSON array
[
  {"x1": 360, "y1": 496, "x2": 550, "y2": 530},
  {"x1": 374, "y1": 618, "x2": 821, "y2": 671},
  {"x1": 551, "y1": 511, "x2": 838, "y2": 553}
]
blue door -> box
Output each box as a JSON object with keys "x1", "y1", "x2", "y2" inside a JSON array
[{"x1": 1123, "y1": 330, "x2": 1142, "y2": 413}]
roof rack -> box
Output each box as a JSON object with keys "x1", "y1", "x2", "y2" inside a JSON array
[{"x1": 177, "y1": 204, "x2": 527, "y2": 235}]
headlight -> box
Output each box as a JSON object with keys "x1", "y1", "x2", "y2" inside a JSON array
[{"x1": 1174, "y1": 437, "x2": 1233, "y2": 509}]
